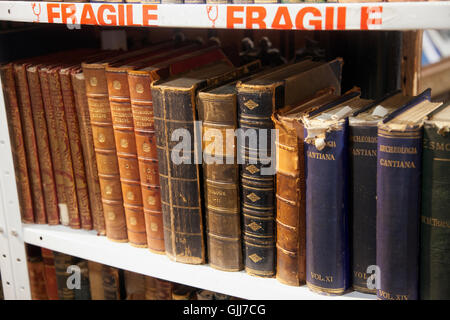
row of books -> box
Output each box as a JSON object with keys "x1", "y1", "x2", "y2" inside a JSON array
[
  {"x1": 1, "y1": 40, "x2": 449, "y2": 300},
  {"x1": 26, "y1": 244, "x2": 235, "y2": 300}
]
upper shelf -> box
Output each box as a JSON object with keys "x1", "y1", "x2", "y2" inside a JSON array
[{"x1": 0, "y1": 1, "x2": 449, "y2": 31}]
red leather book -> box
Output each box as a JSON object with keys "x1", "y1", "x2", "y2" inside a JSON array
[{"x1": 41, "y1": 248, "x2": 59, "y2": 300}]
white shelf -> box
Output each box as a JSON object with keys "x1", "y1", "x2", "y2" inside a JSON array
[
  {"x1": 23, "y1": 224, "x2": 375, "y2": 300},
  {"x1": 0, "y1": 1, "x2": 449, "y2": 30}
]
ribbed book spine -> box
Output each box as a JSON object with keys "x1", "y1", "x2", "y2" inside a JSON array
[
  {"x1": 26, "y1": 66, "x2": 60, "y2": 225},
  {"x1": 14, "y1": 64, "x2": 47, "y2": 224},
  {"x1": 420, "y1": 121, "x2": 450, "y2": 300},
  {"x1": 237, "y1": 84, "x2": 276, "y2": 278},
  {"x1": 198, "y1": 92, "x2": 243, "y2": 272},
  {"x1": 0, "y1": 64, "x2": 34, "y2": 223},
  {"x1": 72, "y1": 72, "x2": 106, "y2": 235},
  {"x1": 107, "y1": 67, "x2": 147, "y2": 247},
  {"x1": 304, "y1": 121, "x2": 350, "y2": 295},
  {"x1": 82, "y1": 63, "x2": 128, "y2": 242},
  {"x1": 376, "y1": 126, "x2": 422, "y2": 300}
]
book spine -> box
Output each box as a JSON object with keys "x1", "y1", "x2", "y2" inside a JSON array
[
  {"x1": 128, "y1": 71, "x2": 164, "y2": 254},
  {"x1": 273, "y1": 118, "x2": 306, "y2": 286},
  {"x1": 304, "y1": 121, "x2": 350, "y2": 295},
  {"x1": 38, "y1": 68, "x2": 68, "y2": 225},
  {"x1": 107, "y1": 68, "x2": 147, "y2": 247},
  {"x1": 41, "y1": 248, "x2": 59, "y2": 300},
  {"x1": 348, "y1": 124, "x2": 377, "y2": 294},
  {"x1": 155, "y1": 279, "x2": 173, "y2": 300},
  {"x1": 237, "y1": 85, "x2": 276, "y2": 278},
  {"x1": 72, "y1": 72, "x2": 106, "y2": 235},
  {"x1": 0, "y1": 64, "x2": 34, "y2": 223},
  {"x1": 60, "y1": 70, "x2": 93, "y2": 230},
  {"x1": 26, "y1": 245, "x2": 48, "y2": 300},
  {"x1": 152, "y1": 87, "x2": 205, "y2": 264},
  {"x1": 198, "y1": 93, "x2": 243, "y2": 272},
  {"x1": 13, "y1": 64, "x2": 47, "y2": 224},
  {"x1": 376, "y1": 126, "x2": 422, "y2": 300},
  {"x1": 26, "y1": 67, "x2": 60, "y2": 225},
  {"x1": 74, "y1": 260, "x2": 91, "y2": 300},
  {"x1": 82, "y1": 63, "x2": 128, "y2": 242},
  {"x1": 124, "y1": 271, "x2": 146, "y2": 300},
  {"x1": 87, "y1": 261, "x2": 105, "y2": 300},
  {"x1": 102, "y1": 265, "x2": 122, "y2": 300},
  {"x1": 54, "y1": 252, "x2": 75, "y2": 300},
  {"x1": 144, "y1": 276, "x2": 158, "y2": 300},
  {"x1": 48, "y1": 69, "x2": 81, "y2": 229},
  {"x1": 420, "y1": 123, "x2": 450, "y2": 300}
]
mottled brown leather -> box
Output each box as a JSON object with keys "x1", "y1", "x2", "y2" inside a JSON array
[
  {"x1": 144, "y1": 276, "x2": 158, "y2": 300},
  {"x1": 26, "y1": 66, "x2": 59, "y2": 225},
  {"x1": 82, "y1": 62, "x2": 128, "y2": 242},
  {"x1": 27, "y1": 255, "x2": 48, "y2": 300},
  {"x1": 41, "y1": 248, "x2": 58, "y2": 300},
  {"x1": 0, "y1": 64, "x2": 34, "y2": 223},
  {"x1": 60, "y1": 68, "x2": 93, "y2": 230},
  {"x1": 72, "y1": 71, "x2": 106, "y2": 235},
  {"x1": 101, "y1": 265, "x2": 122, "y2": 300},
  {"x1": 47, "y1": 67, "x2": 81, "y2": 228},
  {"x1": 124, "y1": 270, "x2": 146, "y2": 300},
  {"x1": 13, "y1": 63, "x2": 47, "y2": 224},
  {"x1": 87, "y1": 261, "x2": 105, "y2": 300},
  {"x1": 155, "y1": 279, "x2": 173, "y2": 300}
]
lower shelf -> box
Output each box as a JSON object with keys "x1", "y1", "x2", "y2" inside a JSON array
[{"x1": 23, "y1": 224, "x2": 374, "y2": 300}]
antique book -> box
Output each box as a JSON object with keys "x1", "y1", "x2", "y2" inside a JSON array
[
  {"x1": 348, "y1": 90, "x2": 412, "y2": 294},
  {"x1": 72, "y1": 71, "x2": 105, "y2": 235},
  {"x1": 88, "y1": 261, "x2": 105, "y2": 300},
  {"x1": 74, "y1": 260, "x2": 91, "y2": 300},
  {"x1": 172, "y1": 284, "x2": 197, "y2": 300},
  {"x1": 0, "y1": 64, "x2": 34, "y2": 223},
  {"x1": 153, "y1": 62, "x2": 275, "y2": 265},
  {"x1": 377, "y1": 90, "x2": 442, "y2": 300},
  {"x1": 53, "y1": 251, "x2": 75, "y2": 300},
  {"x1": 155, "y1": 279, "x2": 173, "y2": 300},
  {"x1": 237, "y1": 58, "x2": 343, "y2": 277},
  {"x1": 302, "y1": 91, "x2": 373, "y2": 295},
  {"x1": 124, "y1": 271, "x2": 146, "y2": 300},
  {"x1": 102, "y1": 265, "x2": 124, "y2": 300},
  {"x1": 128, "y1": 46, "x2": 232, "y2": 253},
  {"x1": 41, "y1": 248, "x2": 59, "y2": 300},
  {"x1": 144, "y1": 276, "x2": 158, "y2": 300},
  {"x1": 271, "y1": 89, "x2": 340, "y2": 286},
  {"x1": 26, "y1": 245, "x2": 48, "y2": 300},
  {"x1": 60, "y1": 67, "x2": 93, "y2": 230},
  {"x1": 420, "y1": 102, "x2": 450, "y2": 300},
  {"x1": 13, "y1": 63, "x2": 47, "y2": 224},
  {"x1": 26, "y1": 66, "x2": 59, "y2": 225},
  {"x1": 196, "y1": 290, "x2": 215, "y2": 300}
]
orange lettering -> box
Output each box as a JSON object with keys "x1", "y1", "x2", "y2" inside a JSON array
[
  {"x1": 47, "y1": 3, "x2": 60, "y2": 24},
  {"x1": 118, "y1": 4, "x2": 125, "y2": 26},
  {"x1": 80, "y1": 4, "x2": 98, "y2": 25},
  {"x1": 98, "y1": 4, "x2": 116, "y2": 26},
  {"x1": 325, "y1": 7, "x2": 333, "y2": 30},
  {"x1": 143, "y1": 5, "x2": 158, "y2": 27},
  {"x1": 337, "y1": 7, "x2": 346, "y2": 30},
  {"x1": 271, "y1": 7, "x2": 293, "y2": 30},
  {"x1": 227, "y1": 6, "x2": 244, "y2": 29},
  {"x1": 296, "y1": 7, "x2": 322, "y2": 30},
  {"x1": 246, "y1": 6, "x2": 266, "y2": 29},
  {"x1": 61, "y1": 4, "x2": 76, "y2": 24},
  {"x1": 361, "y1": 6, "x2": 382, "y2": 30},
  {"x1": 126, "y1": 4, "x2": 140, "y2": 26}
]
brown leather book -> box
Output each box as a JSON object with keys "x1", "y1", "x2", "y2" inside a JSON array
[
  {"x1": 41, "y1": 248, "x2": 59, "y2": 300},
  {"x1": 0, "y1": 64, "x2": 34, "y2": 223},
  {"x1": 38, "y1": 67, "x2": 69, "y2": 225},
  {"x1": 155, "y1": 279, "x2": 173, "y2": 300},
  {"x1": 72, "y1": 71, "x2": 106, "y2": 235},
  {"x1": 172, "y1": 284, "x2": 197, "y2": 300},
  {"x1": 124, "y1": 271, "x2": 146, "y2": 300},
  {"x1": 53, "y1": 251, "x2": 76, "y2": 300},
  {"x1": 13, "y1": 63, "x2": 47, "y2": 224},
  {"x1": 26, "y1": 245, "x2": 48, "y2": 300},
  {"x1": 102, "y1": 265, "x2": 122, "y2": 300},
  {"x1": 144, "y1": 276, "x2": 158, "y2": 300},
  {"x1": 60, "y1": 67, "x2": 93, "y2": 230},
  {"x1": 26, "y1": 66, "x2": 60, "y2": 225},
  {"x1": 88, "y1": 261, "x2": 105, "y2": 300},
  {"x1": 272, "y1": 89, "x2": 339, "y2": 286},
  {"x1": 128, "y1": 46, "x2": 233, "y2": 253}
]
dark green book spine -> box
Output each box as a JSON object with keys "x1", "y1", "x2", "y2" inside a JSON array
[{"x1": 420, "y1": 123, "x2": 450, "y2": 300}]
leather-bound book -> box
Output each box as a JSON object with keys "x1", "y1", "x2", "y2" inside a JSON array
[
  {"x1": 38, "y1": 67, "x2": 69, "y2": 225},
  {"x1": 88, "y1": 261, "x2": 105, "y2": 300},
  {"x1": 102, "y1": 265, "x2": 124, "y2": 300},
  {"x1": 302, "y1": 91, "x2": 373, "y2": 295},
  {"x1": 348, "y1": 91, "x2": 412, "y2": 294},
  {"x1": 377, "y1": 91, "x2": 442, "y2": 300},
  {"x1": 144, "y1": 276, "x2": 158, "y2": 300},
  {"x1": 41, "y1": 248, "x2": 58, "y2": 300},
  {"x1": 72, "y1": 71, "x2": 105, "y2": 235},
  {"x1": 172, "y1": 284, "x2": 197, "y2": 300},
  {"x1": 26, "y1": 66, "x2": 59, "y2": 225},
  {"x1": 53, "y1": 251, "x2": 75, "y2": 300},
  {"x1": 60, "y1": 67, "x2": 93, "y2": 230},
  {"x1": 155, "y1": 279, "x2": 173, "y2": 300},
  {"x1": 26, "y1": 245, "x2": 48, "y2": 300},
  {"x1": 128, "y1": 46, "x2": 232, "y2": 253},
  {"x1": 196, "y1": 290, "x2": 215, "y2": 300},
  {"x1": 152, "y1": 62, "x2": 278, "y2": 265},
  {"x1": 237, "y1": 59, "x2": 343, "y2": 278},
  {"x1": 0, "y1": 64, "x2": 34, "y2": 223},
  {"x1": 124, "y1": 271, "x2": 146, "y2": 300},
  {"x1": 272, "y1": 89, "x2": 340, "y2": 286},
  {"x1": 13, "y1": 63, "x2": 47, "y2": 224},
  {"x1": 420, "y1": 103, "x2": 450, "y2": 300},
  {"x1": 74, "y1": 260, "x2": 91, "y2": 300}
]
